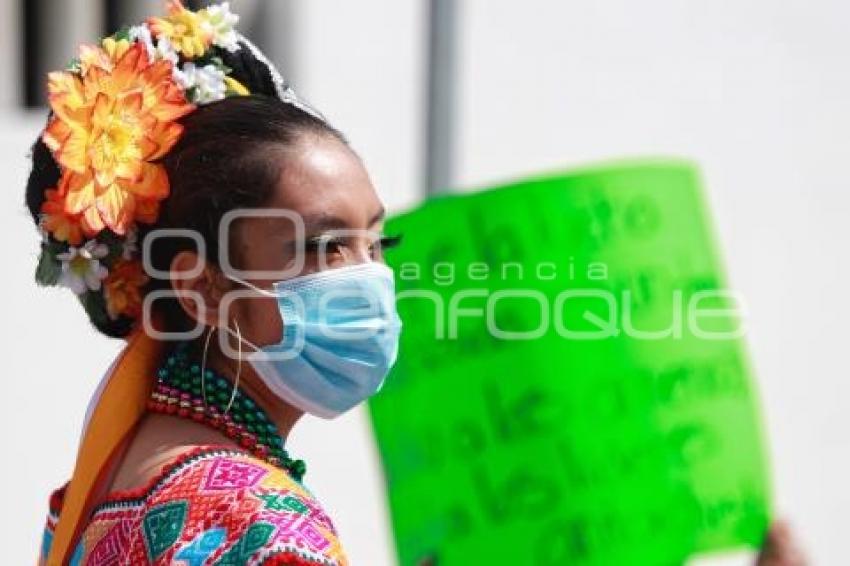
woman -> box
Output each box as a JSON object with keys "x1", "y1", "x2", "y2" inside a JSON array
[
  {"x1": 31, "y1": 3, "x2": 397, "y2": 564},
  {"x1": 27, "y1": 2, "x2": 804, "y2": 565}
]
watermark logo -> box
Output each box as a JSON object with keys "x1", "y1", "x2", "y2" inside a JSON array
[{"x1": 140, "y1": 207, "x2": 747, "y2": 352}]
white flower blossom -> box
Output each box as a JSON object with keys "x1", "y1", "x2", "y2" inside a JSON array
[
  {"x1": 36, "y1": 218, "x2": 49, "y2": 241},
  {"x1": 155, "y1": 36, "x2": 180, "y2": 66},
  {"x1": 56, "y1": 240, "x2": 109, "y2": 295},
  {"x1": 129, "y1": 24, "x2": 156, "y2": 59},
  {"x1": 122, "y1": 228, "x2": 138, "y2": 260},
  {"x1": 203, "y1": 2, "x2": 240, "y2": 52},
  {"x1": 129, "y1": 24, "x2": 178, "y2": 65},
  {"x1": 174, "y1": 63, "x2": 227, "y2": 104}
]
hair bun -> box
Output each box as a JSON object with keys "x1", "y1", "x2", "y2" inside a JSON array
[{"x1": 218, "y1": 39, "x2": 279, "y2": 98}]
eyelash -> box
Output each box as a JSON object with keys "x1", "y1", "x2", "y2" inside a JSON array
[
  {"x1": 378, "y1": 234, "x2": 403, "y2": 250},
  {"x1": 304, "y1": 235, "x2": 342, "y2": 252},
  {"x1": 303, "y1": 234, "x2": 403, "y2": 252}
]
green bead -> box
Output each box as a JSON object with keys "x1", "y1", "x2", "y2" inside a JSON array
[
  {"x1": 153, "y1": 348, "x2": 304, "y2": 478},
  {"x1": 289, "y1": 459, "x2": 306, "y2": 479}
]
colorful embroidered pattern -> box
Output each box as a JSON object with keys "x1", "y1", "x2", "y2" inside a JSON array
[{"x1": 41, "y1": 447, "x2": 348, "y2": 565}]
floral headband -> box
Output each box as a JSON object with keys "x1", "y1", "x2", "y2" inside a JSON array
[{"x1": 35, "y1": 1, "x2": 265, "y2": 328}]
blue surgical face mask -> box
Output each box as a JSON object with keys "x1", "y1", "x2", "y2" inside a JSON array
[{"x1": 231, "y1": 262, "x2": 402, "y2": 418}]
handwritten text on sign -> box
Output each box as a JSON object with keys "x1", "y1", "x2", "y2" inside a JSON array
[{"x1": 369, "y1": 161, "x2": 770, "y2": 565}]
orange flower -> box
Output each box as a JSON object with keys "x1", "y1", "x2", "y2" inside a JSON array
[
  {"x1": 42, "y1": 41, "x2": 194, "y2": 236},
  {"x1": 40, "y1": 185, "x2": 84, "y2": 245},
  {"x1": 40, "y1": 172, "x2": 111, "y2": 244},
  {"x1": 148, "y1": 0, "x2": 212, "y2": 58},
  {"x1": 104, "y1": 260, "x2": 149, "y2": 320}
]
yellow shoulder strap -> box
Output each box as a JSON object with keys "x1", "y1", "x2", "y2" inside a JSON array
[{"x1": 46, "y1": 329, "x2": 164, "y2": 566}]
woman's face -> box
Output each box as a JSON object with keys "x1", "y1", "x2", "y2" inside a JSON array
[{"x1": 221, "y1": 132, "x2": 387, "y2": 348}]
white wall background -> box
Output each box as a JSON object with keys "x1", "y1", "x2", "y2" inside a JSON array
[{"x1": 1, "y1": 1, "x2": 848, "y2": 565}]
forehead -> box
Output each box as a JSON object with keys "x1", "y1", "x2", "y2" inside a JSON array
[{"x1": 268, "y1": 134, "x2": 382, "y2": 226}]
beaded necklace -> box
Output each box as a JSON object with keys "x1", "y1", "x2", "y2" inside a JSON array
[{"x1": 147, "y1": 344, "x2": 306, "y2": 481}]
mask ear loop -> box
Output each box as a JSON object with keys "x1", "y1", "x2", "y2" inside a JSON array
[{"x1": 200, "y1": 320, "x2": 242, "y2": 417}]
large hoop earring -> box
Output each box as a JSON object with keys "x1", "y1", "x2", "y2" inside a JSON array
[
  {"x1": 227, "y1": 319, "x2": 243, "y2": 415},
  {"x1": 200, "y1": 320, "x2": 242, "y2": 416}
]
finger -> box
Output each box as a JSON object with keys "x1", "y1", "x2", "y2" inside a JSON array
[{"x1": 756, "y1": 521, "x2": 807, "y2": 566}]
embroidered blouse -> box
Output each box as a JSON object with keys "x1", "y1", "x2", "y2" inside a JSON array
[{"x1": 40, "y1": 447, "x2": 349, "y2": 565}]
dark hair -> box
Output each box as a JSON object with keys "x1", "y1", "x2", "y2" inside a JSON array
[{"x1": 25, "y1": 39, "x2": 346, "y2": 338}]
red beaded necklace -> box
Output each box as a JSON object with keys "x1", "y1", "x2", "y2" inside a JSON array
[{"x1": 147, "y1": 345, "x2": 306, "y2": 481}]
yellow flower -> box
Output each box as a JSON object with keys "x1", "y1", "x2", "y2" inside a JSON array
[
  {"x1": 42, "y1": 42, "x2": 194, "y2": 236},
  {"x1": 78, "y1": 37, "x2": 132, "y2": 74},
  {"x1": 224, "y1": 76, "x2": 249, "y2": 96},
  {"x1": 104, "y1": 260, "x2": 149, "y2": 320},
  {"x1": 148, "y1": 0, "x2": 212, "y2": 58}
]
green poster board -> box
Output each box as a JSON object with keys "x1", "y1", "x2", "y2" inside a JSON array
[{"x1": 369, "y1": 160, "x2": 771, "y2": 565}]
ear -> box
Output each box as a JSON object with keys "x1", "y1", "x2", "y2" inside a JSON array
[{"x1": 170, "y1": 251, "x2": 231, "y2": 329}]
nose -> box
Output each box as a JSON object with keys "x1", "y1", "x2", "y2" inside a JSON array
[{"x1": 343, "y1": 246, "x2": 373, "y2": 265}]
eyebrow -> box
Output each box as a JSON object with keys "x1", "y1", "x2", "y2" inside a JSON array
[
  {"x1": 300, "y1": 206, "x2": 386, "y2": 232},
  {"x1": 370, "y1": 206, "x2": 386, "y2": 226}
]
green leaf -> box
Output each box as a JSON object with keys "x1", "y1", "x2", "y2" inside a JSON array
[
  {"x1": 113, "y1": 26, "x2": 132, "y2": 42},
  {"x1": 208, "y1": 55, "x2": 232, "y2": 75},
  {"x1": 35, "y1": 241, "x2": 65, "y2": 286},
  {"x1": 186, "y1": 86, "x2": 200, "y2": 103}
]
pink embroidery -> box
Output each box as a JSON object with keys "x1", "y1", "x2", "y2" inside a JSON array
[
  {"x1": 86, "y1": 521, "x2": 130, "y2": 566},
  {"x1": 202, "y1": 458, "x2": 267, "y2": 491},
  {"x1": 41, "y1": 449, "x2": 347, "y2": 566}
]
